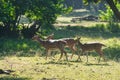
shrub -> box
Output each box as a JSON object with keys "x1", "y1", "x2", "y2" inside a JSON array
[
  {"x1": 107, "y1": 22, "x2": 120, "y2": 33},
  {"x1": 104, "y1": 38, "x2": 120, "y2": 60},
  {"x1": 0, "y1": 38, "x2": 42, "y2": 57},
  {"x1": 99, "y1": 3, "x2": 120, "y2": 22}
]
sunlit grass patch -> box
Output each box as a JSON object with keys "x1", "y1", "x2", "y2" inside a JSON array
[
  {"x1": 0, "y1": 56, "x2": 120, "y2": 80},
  {"x1": 1, "y1": 9, "x2": 120, "y2": 80}
]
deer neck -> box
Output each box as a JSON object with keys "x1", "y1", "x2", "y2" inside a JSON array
[
  {"x1": 37, "y1": 38, "x2": 46, "y2": 46},
  {"x1": 78, "y1": 42, "x2": 83, "y2": 47}
]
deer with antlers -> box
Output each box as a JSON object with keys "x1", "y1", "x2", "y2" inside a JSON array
[
  {"x1": 77, "y1": 38, "x2": 106, "y2": 63},
  {"x1": 32, "y1": 35, "x2": 68, "y2": 61}
]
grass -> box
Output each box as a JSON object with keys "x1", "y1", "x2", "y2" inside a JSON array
[
  {"x1": 0, "y1": 22, "x2": 120, "y2": 80},
  {"x1": 0, "y1": 56, "x2": 120, "y2": 80},
  {"x1": 0, "y1": 32, "x2": 120, "y2": 80},
  {"x1": 1, "y1": 9, "x2": 120, "y2": 80}
]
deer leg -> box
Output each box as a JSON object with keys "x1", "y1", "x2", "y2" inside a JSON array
[
  {"x1": 78, "y1": 47, "x2": 82, "y2": 61},
  {"x1": 59, "y1": 45, "x2": 68, "y2": 61},
  {"x1": 64, "y1": 51, "x2": 68, "y2": 61},
  {"x1": 101, "y1": 51, "x2": 105, "y2": 61},
  {"x1": 58, "y1": 51, "x2": 63, "y2": 61},
  {"x1": 61, "y1": 48, "x2": 68, "y2": 61},
  {"x1": 70, "y1": 50, "x2": 74, "y2": 59},
  {"x1": 70, "y1": 46, "x2": 76, "y2": 59},
  {"x1": 70, "y1": 49, "x2": 76, "y2": 59},
  {"x1": 86, "y1": 52, "x2": 89, "y2": 63},
  {"x1": 77, "y1": 50, "x2": 82, "y2": 61},
  {"x1": 58, "y1": 45, "x2": 64, "y2": 61},
  {"x1": 49, "y1": 51, "x2": 54, "y2": 60},
  {"x1": 96, "y1": 50, "x2": 105, "y2": 63},
  {"x1": 45, "y1": 49, "x2": 49, "y2": 60}
]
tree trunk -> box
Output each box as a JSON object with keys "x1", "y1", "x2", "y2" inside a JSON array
[
  {"x1": 21, "y1": 20, "x2": 42, "y2": 38},
  {"x1": 106, "y1": 0, "x2": 120, "y2": 21}
]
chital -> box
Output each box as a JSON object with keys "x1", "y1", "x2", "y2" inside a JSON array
[
  {"x1": 49, "y1": 37, "x2": 81, "y2": 61},
  {"x1": 32, "y1": 35, "x2": 68, "y2": 61},
  {"x1": 78, "y1": 38, "x2": 105, "y2": 63},
  {"x1": 45, "y1": 33, "x2": 54, "y2": 40}
]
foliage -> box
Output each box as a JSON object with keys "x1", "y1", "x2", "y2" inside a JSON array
[
  {"x1": 0, "y1": 23, "x2": 120, "y2": 58},
  {"x1": 99, "y1": 3, "x2": 120, "y2": 22},
  {"x1": 0, "y1": 38, "x2": 43, "y2": 57},
  {"x1": 83, "y1": 0, "x2": 100, "y2": 5},
  {"x1": 84, "y1": 0, "x2": 120, "y2": 20},
  {"x1": 99, "y1": 5, "x2": 113, "y2": 22},
  {"x1": 0, "y1": 23, "x2": 120, "y2": 79},
  {"x1": 106, "y1": 22, "x2": 120, "y2": 33},
  {"x1": 104, "y1": 38, "x2": 120, "y2": 60},
  {"x1": 0, "y1": 0, "x2": 71, "y2": 38},
  {"x1": 25, "y1": 0, "x2": 71, "y2": 24}
]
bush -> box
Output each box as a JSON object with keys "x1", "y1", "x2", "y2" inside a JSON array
[
  {"x1": 107, "y1": 22, "x2": 120, "y2": 33},
  {"x1": 103, "y1": 38, "x2": 120, "y2": 61},
  {"x1": 99, "y1": 5, "x2": 113, "y2": 22},
  {"x1": 99, "y1": 3, "x2": 120, "y2": 22},
  {"x1": 0, "y1": 38, "x2": 43, "y2": 57}
]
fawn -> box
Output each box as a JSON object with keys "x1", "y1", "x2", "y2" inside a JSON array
[
  {"x1": 32, "y1": 35, "x2": 68, "y2": 61},
  {"x1": 78, "y1": 38, "x2": 106, "y2": 63}
]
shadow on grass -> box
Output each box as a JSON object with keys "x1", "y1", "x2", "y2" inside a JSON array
[
  {"x1": 0, "y1": 38, "x2": 43, "y2": 58},
  {"x1": 54, "y1": 23, "x2": 120, "y2": 39},
  {"x1": 69, "y1": 60, "x2": 82, "y2": 63},
  {"x1": 104, "y1": 47, "x2": 120, "y2": 61},
  {"x1": 0, "y1": 57, "x2": 5, "y2": 60},
  {"x1": 0, "y1": 76, "x2": 30, "y2": 80},
  {"x1": 41, "y1": 77, "x2": 59, "y2": 80},
  {"x1": 0, "y1": 23, "x2": 120, "y2": 62},
  {"x1": 44, "y1": 61, "x2": 73, "y2": 66},
  {"x1": 63, "y1": 9, "x2": 90, "y2": 17},
  {"x1": 84, "y1": 63, "x2": 110, "y2": 66}
]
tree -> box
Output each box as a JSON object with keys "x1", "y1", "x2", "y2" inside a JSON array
[
  {"x1": 83, "y1": 0, "x2": 120, "y2": 21},
  {"x1": 64, "y1": 0, "x2": 83, "y2": 9},
  {"x1": 0, "y1": 0, "x2": 71, "y2": 38},
  {"x1": 106, "y1": 0, "x2": 120, "y2": 20},
  {"x1": 0, "y1": 0, "x2": 32, "y2": 37}
]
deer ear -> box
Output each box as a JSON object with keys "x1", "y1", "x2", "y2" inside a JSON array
[
  {"x1": 74, "y1": 36, "x2": 80, "y2": 40},
  {"x1": 77, "y1": 36, "x2": 81, "y2": 39}
]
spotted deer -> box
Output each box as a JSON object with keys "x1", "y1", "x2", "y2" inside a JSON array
[
  {"x1": 78, "y1": 38, "x2": 106, "y2": 63},
  {"x1": 45, "y1": 33, "x2": 54, "y2": 40},
  {"x1": 32, "y1": 35, "x2": 68, "y2": 61},
  {"x1": 48, "y1": 37, "x2": 81, "y2": 61}
]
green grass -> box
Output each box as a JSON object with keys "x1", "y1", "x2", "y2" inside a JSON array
[
  {"x1": 1, "y1": 9, "x2": 120, "y2": 79},
  {"x1": 0, "y1": 56, "x2": 120, "y2": 80},
  {"x1": 0, "y1": 38, "x2": 43, "y2": 57},
  {"x1": 0, "y1": 32, "x2": 120, "y2": 80}
]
